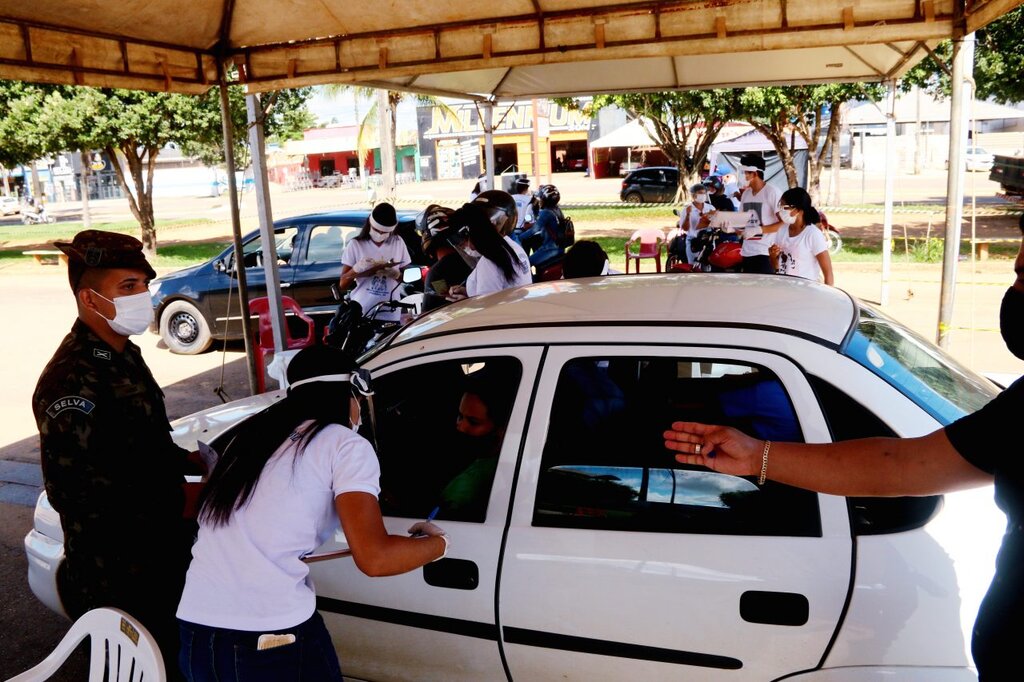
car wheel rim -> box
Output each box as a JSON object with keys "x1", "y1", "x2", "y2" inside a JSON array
[{"x1": 170, "y1": 311, "x2": 199, "y2": 345}]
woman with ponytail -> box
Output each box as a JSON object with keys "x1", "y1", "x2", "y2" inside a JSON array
[
  {"x1": 773, "y1": 187, "x2": 834, "y2": 286},
  {"x1": 176, "y1": 345, "x2": 448, "y2": 682},
  {"x1": 448, "y1": 202, "x2": 532, "y2": 298}
]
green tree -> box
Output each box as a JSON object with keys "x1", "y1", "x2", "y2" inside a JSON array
[
  {"x1": 0, "y1": 82, "x2": 58, "y2": 196},
  {"x1": 561, "y1": 91, "x2": 741, "y2": 200},
  {"x1": 902, "y1": 6, "x2": 1023, "y2": 104},
  {"x1": 738, "y1": 83, "x2": 883, "y2": 203}
]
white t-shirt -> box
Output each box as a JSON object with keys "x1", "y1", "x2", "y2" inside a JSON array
[
  {"x1": 177, "y1": 423, "x2": 381, "y2": 631},
  {"x1": 466, "y1": 236, "x2": 532, "y2": 296},
  {"x1": 677, "y1": 201, "x2": 714, "y2": 239},
  {"x1": 739, "y1": 183, "x2": 782, "y2": 257},
  {"x1": 512, "y1": 193, "x2": 533, "y2": 230},
  {"x1": 341, "y1": 236, "x2": 411, "y2": 322},
  {"x1": 776, "y1": 223, "x2": 829, "y2": 281}
]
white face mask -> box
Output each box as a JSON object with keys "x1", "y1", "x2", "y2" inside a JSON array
[
  {"x1": 739, "y1": 174, "x2": 751, "y2": 189},
  {"x1": 92, "y1": 290, "x2": 153, "y2": 336},
  {"x1": 694, "y1": 193, "x2": 708, "y2": 204},
  {"x1": 779, "y1": 209, "x2": 798, "y2": 225},
  {"x1": 370, "y1": 232, "x2": 389, "y2": 245}
]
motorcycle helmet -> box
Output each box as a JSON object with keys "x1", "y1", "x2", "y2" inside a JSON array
[
  {"x1": 416, "y1": 204, "x2": 456, "y2": 255},
  {"x1": 537, "y1": 184, "x2": 561, "y2": 208},
  {"x1": 702, "y1": 175, "x2": 724, "y2": 193},
  {"x1": 471, "y1": 189, "x2": 519, "y2": 236},
  {"x1": 708, "y1": 241, "x2": 742, "y2": 270}
]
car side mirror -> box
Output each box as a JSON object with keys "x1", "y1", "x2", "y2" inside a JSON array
[
  {"x1": 402, "y1": 266, "x2": 423, "y2": 285},
  {"x1": 213, "y1": 259, "x2": 227, "y2": 273}
]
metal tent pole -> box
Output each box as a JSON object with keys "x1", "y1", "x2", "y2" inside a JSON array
[
  {"x1": 937, "y1": 31, "x2": 976, "y2": 348},
  {"x1": 247, "y1": 93, "x2": 287, "y2": 355},
  {"x1": 880, "y1": 80, "x2": 896, "y2": 307},
  {"x1": 218, "y1": 65, "x2": 259, "y2": 395},
  {"x1": 483, "y1": 101, "x2": 496, "y2": 192}
]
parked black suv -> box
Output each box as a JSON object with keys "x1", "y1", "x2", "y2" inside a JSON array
[
  {"x1": 620, "y1": 166, "x2": 679, "y2": 203},
  {"x1": 149, "y1": 209, "x2": 419, "y2": 354}
]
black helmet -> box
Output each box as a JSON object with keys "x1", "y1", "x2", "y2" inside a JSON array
[
  {"x1": 416, "y1": 204, "x2": 456, "y2": 255},
  {"x1": 702, "y1": 175, "x2": 724, "y2": 192},
  {"x1": 471, "y1": 190, "x2": 518, "y2": 236},
  {"x1": 537, "y1": 184, "x2": 561, "y2": 207}
]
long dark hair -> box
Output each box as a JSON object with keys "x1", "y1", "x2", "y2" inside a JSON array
[
  {"x1": 780, "y1": 187, "x2": 821, "y2": 225},
  {"x1": 198, "y1": 346, "x2": 359, "y2": 526},
  {"x1": 454, "y1": 203, "x2": 521, "y2": 283}
]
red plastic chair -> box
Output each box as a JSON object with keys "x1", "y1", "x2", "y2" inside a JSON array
[
  {"x1": 624, "y1": 228, "x2": 665, "y2": 273},
  {"x1": 249, "y1": 296, "x2": 316, "y2": 393}
]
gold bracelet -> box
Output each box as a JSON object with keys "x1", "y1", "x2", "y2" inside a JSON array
[{"x1": 758, "y1": 440, "x2": 771, "y2": 485}]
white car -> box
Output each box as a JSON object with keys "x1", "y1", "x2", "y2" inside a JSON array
[
  {"x1": 27, "y1": 275, "x2": 1003, "y2": 680},
  {"x1": 957, "y1": 147, "x2": 995, "y2": 172},
  {"x1": 1, "y1": 196, "x2": 21, "y2": 216}
]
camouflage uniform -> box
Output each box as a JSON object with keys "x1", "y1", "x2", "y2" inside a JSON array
[{"x1": 32, "y1": 230, "x2": 191, "y2": 675}]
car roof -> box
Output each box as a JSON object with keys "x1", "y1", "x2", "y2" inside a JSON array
[
  {"x1": 629, "y1": 166, "x2": 677, "y2": 174},
  {"x1": 273, "y1": 208, "x2": 419, "y2": 227},
  {"x1": 393, "y1": 274, "x2": 858, "y2": 348}
]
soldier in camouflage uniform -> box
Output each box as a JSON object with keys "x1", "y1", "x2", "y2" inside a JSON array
[{"x1": 32, "y1": 230, "x2": 194, "y2": 676}]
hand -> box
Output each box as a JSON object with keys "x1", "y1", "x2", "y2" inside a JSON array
[
  {"x1": 769, "y1": 244, "x2": 780, "y2": 258},
  {"x1": 698, "y1": 214, "x2": 712, "y2": 229},
  {"x1": 663, "y1": 421, "x2": 762, "y2": 477},
  {"x1": 381, "y1": 266, "x2": 400, "y2": 280},
  {"x1": 408, "y1": 520, "x2": 446, "y2": 538},
  {"x1": 448, "y1": 284, "x2": 467, "y2": 300}
]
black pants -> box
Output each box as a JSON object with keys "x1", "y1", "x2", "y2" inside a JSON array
[{"x1": 741, "y1": 255, "x2": 773, "y2": 274}]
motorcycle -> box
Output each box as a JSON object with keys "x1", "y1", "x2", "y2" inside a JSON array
[
  {"x1": 21, "y1": 207, "x2": 55, "y2": 225},
  {"x1": 819, "y1": 211, "x2": 842, "y2": 255},
  {"x1": 324, "y1": 266, "x2": 427, "y2": 360}
]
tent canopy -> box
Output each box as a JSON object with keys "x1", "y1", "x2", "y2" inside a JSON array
[
  {"x1": 590, "y1": 119, "x2": 659, "y2": 149},
  {"x1": 2, "y1": 1, "x2": 1021, "y2": 98}
]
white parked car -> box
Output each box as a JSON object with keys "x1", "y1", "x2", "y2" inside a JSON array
[
  {"x1": 1, "y1": 195, "x2": 21, "y2": 216},
  {"x1": 26, "y1": 275, "x2": 1003, "y2": 680},
  {"x1": 950, "y1": 147, "x2": 995, "y2": 172}
]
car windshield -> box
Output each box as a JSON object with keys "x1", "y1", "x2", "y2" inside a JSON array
[
  {"x1": 844, "y1": 306, "x2": 996, "y2": 424},
  {"x1": 969, "y1": 147, "x2": 989, "y2": 155}
]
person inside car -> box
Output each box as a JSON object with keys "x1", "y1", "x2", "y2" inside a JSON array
[
  {"x1": 510, "y1": 184, "x2": 566, "y2": 275},
  {"x1": 338, "y1": 202, "x2": 411, "y2": 323},
  {"x1": 663, "y1": 212, "x2": 1024, "y2": 681},
  {"x1": 439, "y1": 369, "x2": 517, "y2": 521},
  {"x1": 177, "y1": 346, "x2": 449, "y2": 682},
  {"x1": 448, "y1": 203, "x2": 532, "y2": 299}
]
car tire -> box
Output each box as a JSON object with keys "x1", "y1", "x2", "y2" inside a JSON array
[
  {"x1": 160, "y1": 300, "x2": 213, "y2": 355},
  {"x1": 825, "y1": 229, "x2": 842, "y2": 255},
  {"x1": 624, "y1": 192, "x2": 643, "y2": 204}
]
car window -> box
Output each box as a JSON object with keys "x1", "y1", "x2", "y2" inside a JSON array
[
  {"x1": 371, "y1": 356, "x2": 522, "y2": 522},
  {"x1": 306, "y1": 224, "x2": 361, "y2": 263},
  {"x1": 533, "y1": 357, "x2": 820, "y2": 536},
  {"x1": 844, "y1": 307, "x2": 996, "y2": 423},
  {"x1": 233, "y1": 227, "x2": 300, "y2": 269}
]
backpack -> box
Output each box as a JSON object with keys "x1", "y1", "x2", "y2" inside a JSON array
[{"x1": 555, "y1": 215, "x2": 575, "y2": 248}]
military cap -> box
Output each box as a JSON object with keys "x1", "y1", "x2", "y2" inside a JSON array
[{"x1": 55, "y1": 229, "x2": 157, "y2": 291}]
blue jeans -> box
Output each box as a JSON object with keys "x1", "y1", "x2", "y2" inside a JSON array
[{"x1": 178, "y1": 612, "x2": 343, "y2": 682}]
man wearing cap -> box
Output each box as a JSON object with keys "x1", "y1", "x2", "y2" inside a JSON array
[
  {"x1": 339, "y1": 202, "x2": 412, "y2": 323},
  {"x1": 32, "y1": 229, "x2": 194, "y2": 675},
  {"x1": 737, "y1": 154, "x2": 784, "y2": 274}
]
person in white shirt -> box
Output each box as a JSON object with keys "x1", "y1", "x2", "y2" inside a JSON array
[
  {"x1": 772, "y1": 187, "x2": 834, "y2": 285},
  {"x1": 177, "y1": 346, "x2": 448, "y2": 682},
  {"x1": 736, "y1": 154, "x2": 784, "y2": 274},
  {"x1": 672, "y1": 183, "x2": 715, "y2": 264},
  {"x1": 339, "y1": 203, "x2": 411, "y2": 323},
  {"x1": 510, "y1": 177, "x2": 534, "y2": 232},
  {"x1": 448, "y1": 203, "x2": 532, "y2": 298}
]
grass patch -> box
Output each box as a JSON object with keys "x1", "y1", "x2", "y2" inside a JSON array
[
  {"x1": 567, "y1": 206, "x2": 678, "y2": 222},
  {"x1": 0, "y1": 218, "x2": 214, "y2": 243},
  {"x1": 150, "y1": 242, "x2": 230, "y2": 268}
]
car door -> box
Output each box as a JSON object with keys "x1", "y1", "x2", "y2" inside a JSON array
[
  {"x1": 499, "y1": 345, "x2": 852, "y2": 680},
  {"x1": 308, "y1": 346, "x2": 544, "y2": 682},
  {"x1": 203, "y1": 226, "x2": 299, "y2": 338},
  {"x1": 286, "y1": 221, "x2": 363, "y2": 318}
]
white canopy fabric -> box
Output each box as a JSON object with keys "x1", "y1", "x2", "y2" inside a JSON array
[
  {"x1": 590, "y1": 119, "x2": 659, "y2": 149},
  {"x1": 1, "y1": 1, "x2": 1021, "y2": 98},
  {"x1": 845, "y1": 93, "x2": 1024, "y2": 126}
]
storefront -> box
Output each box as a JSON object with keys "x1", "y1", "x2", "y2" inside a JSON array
[{"x1": 416, "y1": 101, "x2": 592, "y2": 182}]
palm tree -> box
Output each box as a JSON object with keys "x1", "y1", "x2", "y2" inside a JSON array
[{"x1": 322, "y1": 85, "x2": 453, "y2": 200}]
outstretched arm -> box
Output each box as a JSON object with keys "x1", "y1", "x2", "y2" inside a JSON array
[
  {"x1": 664, "y1": 422, "x2": 990, "y2": 497},
  {"x1": 336, "y1": 492, "x2": 446, "y2": 576}
]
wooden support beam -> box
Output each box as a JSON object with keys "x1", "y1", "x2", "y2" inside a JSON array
[
  {"x1": 378, "y1": 45, "x2": 388, "y2": 70},
  {"x1": 594, "y1": 19, "x2": 606, "y2": 49},
  {"x1": 923, "y1": 1, "x2": 936, "y2": 22},
  {"x1": 20, "y1": 24, "x2": 32, "y2": 63},
  {"x1": 843, "y1": 7, "x2": 855, "y2": 31},
  {"x1": 159, "y1": 59, "x2": 172, "y2": 91},
  {"x1": 69, "y1": 48, "x2": 83, "y2": 84},
  {"x1": 287, "y1": 58, "x2": 297, "y2": 79},
  {"x1": 716, "y1": 17, "x2": 727, "y2": 40}
]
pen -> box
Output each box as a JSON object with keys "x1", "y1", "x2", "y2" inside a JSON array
[{"x1": 412, "y1": 506, "x2": 440, "y2": 537}]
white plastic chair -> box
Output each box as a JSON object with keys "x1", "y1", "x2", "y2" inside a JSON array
[{"x1": 7, "y1": 607, "x2": 166, "y2": 682}]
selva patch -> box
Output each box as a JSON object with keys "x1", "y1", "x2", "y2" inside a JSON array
[{"x1": 46, "y1": 396, "x2": 96, "y2": 418}]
